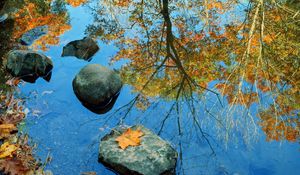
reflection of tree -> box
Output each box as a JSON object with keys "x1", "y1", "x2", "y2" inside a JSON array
[
  {"x1": 0, "y1": 1, "x2": 15, "y2": 91},
  {"x1": 65, "y1": 0, "x2": 87, "y2": 7},
  {"x1": 12, "y1": 0, "x2": 71, "y2": 51},
  {"x1": 87, "y1": 0, "x2": 299, "y2": 144}
]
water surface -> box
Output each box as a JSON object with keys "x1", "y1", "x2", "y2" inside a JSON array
[{"x1": 1, "y1": 0, "x2": 299, "y2": 174}]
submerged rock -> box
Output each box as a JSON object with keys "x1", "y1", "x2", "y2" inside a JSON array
[
  {"x1": 99, "y1": 125, "x2": 178, "y2": 175},
  {"x1": 20, "y1": 25, "x2": 48, "y2": 45},
  {"x1": 72, "y1": 64, "x2": 122, "y2": 114},
  {"x1": 5, "y1": 50, "x2": 53, "y2": 83},
  {"x1": 62, "y1": 37, "x2": 99, "y2": 61}
]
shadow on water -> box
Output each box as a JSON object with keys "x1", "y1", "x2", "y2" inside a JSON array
[
  {"x1": 0, "y1": 0, "x2": 299, "y2": 174},
  {"x1": 76, "y1": 92, "x2": 120, "y2": 115}
]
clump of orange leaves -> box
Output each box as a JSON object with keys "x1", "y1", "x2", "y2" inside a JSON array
[
  {"x1": 12, "y1": 1, "x2": 71, "y2": 51},
  {"x1": 0, "y1": 91, "x2": 25, "y2": 141},
  {"x1": 66, "y1": 0, "x2": 88, "y2": 7},
  {"x1": 0, "y1": 136, "x2": 44, "y2": 175},
  {"x1": 0, "y1": 80, "x2": 49, "y2": 174},
  {"x1": 114, "y1": 0, "x2": 131, "y2": 7},
  {"x1": 259, "y1": 110, "x2": 300, "y2": 142},
  {"x1": 115, "y1": 128, "x2": 144, "y2": 150}
]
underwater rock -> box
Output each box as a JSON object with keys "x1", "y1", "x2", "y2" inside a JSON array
[
  {"x1": 72, "y1": 64, "x2": 122, "y2": 114},
  {"x1": 20, "y1": 25, "x2": 48, "y2": 45},
  {"x1": 99, "y1": 125, "x2": 178, "y2": 175},
  {"x1": 62, "y1": 37, "x2": 99, "y2": 61},
  {"x1": 5, "y1": 50, "x2": 53, "y2": 83}
]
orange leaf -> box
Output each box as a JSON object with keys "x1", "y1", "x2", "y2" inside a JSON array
[
  {"x1": 5, "y1": 78, "x2": 20, "y2": 86},
  {"x1": 66, "y1": 0, "x2": 88, "y2": 7},
  {"x1": 115, "y1": 128, "x2": 144, "y2": 150}
]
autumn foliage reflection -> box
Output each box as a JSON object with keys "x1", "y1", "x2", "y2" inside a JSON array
[
  {"x1": 12, "y1": 0, "x2": 71, "y2": 51},
  {"x1": 88, "y1": 0, "x2": 299, "y2": 143},
  {"x1": 66, "y1": 0, "x2": 87, "y2": 7}
]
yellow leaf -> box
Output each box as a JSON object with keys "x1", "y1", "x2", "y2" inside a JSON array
[
  {"x1": 0, "y1": 142, "x2": 18, "y2": 159},
  {"x1": 0, "y1": 124, "x2": 17, "y2": 139},
  {"x1": 0, "y1": 124, "x2": 16, "y2": 130},
  {"x1": 115, "y1": 128, "x2": 144, "y2": 150}
]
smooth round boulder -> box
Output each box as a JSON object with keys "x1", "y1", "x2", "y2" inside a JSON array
[
  {"x1": 5, "y1": 50, "x2": 53, "y2": 83},
  {"x1": 72, "y1": 64, "x2": 122, "y2": 114}
]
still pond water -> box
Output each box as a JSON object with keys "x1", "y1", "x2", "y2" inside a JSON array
[{"x1": 1, "y1": 0, "x2": 299, "y2": 174}]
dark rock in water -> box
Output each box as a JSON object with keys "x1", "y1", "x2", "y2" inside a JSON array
[
  {"x1": 20, "y1": 25, "x2": 48, "y2": 45},
  {"x1": 62, "y1": 37, "x2": 99, "y2": 61},
  {"x1": 99, "y1": 125, "x2": 178, "y2": 175},
  {"x1": 72, "y1": 64, "x2": 122, "y2": 114},
  {"x1": 5, "y1": 50, "x2": 53, "y2": 83}
]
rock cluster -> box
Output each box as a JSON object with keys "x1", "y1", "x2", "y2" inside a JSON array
[{"x1": 3, "y1": 23, "x2": 178, "y2": 175}]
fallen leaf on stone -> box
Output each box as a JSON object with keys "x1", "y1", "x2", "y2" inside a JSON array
[
  {"x1": 115, "y1": 128, "x2": 144, "y2": 150},
  {"x1": 0, "y1": 124, "x2": 17, "y2": 139},
  {"x1": 0, "y1": 142, "x2": 18, "y2": 159}
]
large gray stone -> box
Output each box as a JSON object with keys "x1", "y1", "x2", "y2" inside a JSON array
[
  {"x1": 20, "y1": 25, "x2": 48, "y2": 45},
  {"x1": 72, "y1": 64, "x2": 122, "y2": 114},
  {"x1": 62, "y1": 37, "x2": 99, "y2": 61},
  {"x1": 5, "y1": 50, "x2": 53, "y2": 83},
  {"x1": 99, "y1": 125, "x2": 178, "y2": 175}
]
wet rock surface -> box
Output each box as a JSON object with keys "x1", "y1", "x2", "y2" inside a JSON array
[
  {"x1": 72, "y1": 64, "x2": 122, "y2": 114},
  {"x1": 20, "y1": 25, "x2": 48, "y2": 45},
  {"x1": 99, "y1": 125, "x2": 178, "y2": 175},
  {"x1": 5, "y1": 50, "x2": 53, "y2": 83},
  {"x1": 62, "y1": 37, "x2": 99, "y2": 61}
]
